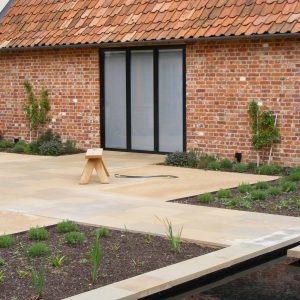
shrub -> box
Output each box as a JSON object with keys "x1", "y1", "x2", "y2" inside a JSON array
[
  {"x1": 197, "y1": 193, "x2": 213, "y2": 203},
  {"x1": 219, "y1": 159, "x2": 233, "y2": 170},
  {"x1": 250, "y1": 190, "x2": 267, "y2": 201},
  {"x1": 207, "y1": 161, "x2": 219, "y2": 170},
  {"x1": 255, "y1": 181, "x2": 269, "y2": 190},
  {"x1": 29, "y1": 141, "x2": 40, "y2": 154},
  {"x1": 13, "y1": 141, "x2": 30, "y2": 153},
  {"x1": 39, "y1": 140, "x2": 64, "y2": 156},
  {"x1": 258, "y1": 164, "x2": 281, "y2": 175},
  {"x1": 94, "y1": 227, "x2": 109, "y2": 238},
  {"x1": 31, "y1": 266, "x2": 45, "y2": 299},
  {"x1": 197, "y1": 154, "x2": 216, "y2": 169},
  {"x1": 288, "y1": 170, "x2": 300, "y2": 182},
  {"x1": 232, "y1": 163, "x2": 247, "y2": 173},
  {"x1": 56, "y1": 220, "x2": 78, "y2": 233},
  {"x1": 165, "y1": 151, "x2": 198, "y2": 168},
  {"x1": 26, "y1": 243, "x2": 49, "y2": 257},
  {"x1": 0, "y1": 140, "x2": 14, "y2": 149},
  {"x1": 280, "y1": 180, "x2": 296, "y2": 193},
  {"x1": 247, "y1": 162, "x2": 257, "y2": 172},
  {"x1": 216, "y1": 189, "x2": 231, "y2": 199},
  {"x1": 63, "y1": 140, "x2": 77, "y2": 154},
  {"x1": 294, "y1": 199, "x2": 300, "y2": 209},
  {"x1": 239, "y1": 199, "x2": 252, "y2": 209},
  {"x1": 64, "y1": 231, "x2": 85, "y2": 246},
  {"x1": 0, "y1": 234, "x2": 14, "y2": 248},
  {"x1": 267, "y1": 186, "x2": 281, "y2": 196},
  {"x1": 37, "y1": 129, "x2": 60, "y2": 145},
  {"x1": 90, "y1": 234, "x2": 102, "y2": 284},
  {"x1": 28, "y1": 227, "x2": 48, "y2": 241},
  {"x1": 237, "y1": 183, "x2": 252, "y2": 194},
  {"x1": 0, "y1": 257, "x2": 5, "y2": 266},
  {"x1": 221, "y1": 198, "x2": 241, "y2": 207}
]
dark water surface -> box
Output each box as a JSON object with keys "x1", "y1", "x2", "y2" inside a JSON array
[{"x1": 168, "y1": 257, "x2": 300, "y2": 300}]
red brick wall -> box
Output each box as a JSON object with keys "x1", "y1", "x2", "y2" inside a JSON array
[
  {"x1": 186, "y1": 38, "x2": 300, "y2": 166},
  {"x1": 0, "y1": 48, "x2": 100, "y2": 149}
]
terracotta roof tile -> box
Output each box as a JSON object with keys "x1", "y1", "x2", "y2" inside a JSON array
[{"x1": 1, "y1": 0, "x2": 300, "y2": 49}]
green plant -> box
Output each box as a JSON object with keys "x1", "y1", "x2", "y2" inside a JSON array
[
  {"x1": 144, "y1": 234, "x2": 152, "y2": 244},
  {"x1": 250, "y1": 190, "x2": 267, "y2": 201},
  {"x1": 216, "y1": 189, "x2": 231, "y2": 199},
  {"x1": 80, "y1": 258, "x2": 89, "y2": 265},
  {"x1": 49, "y1": 255, "x2": 65, "y2": 268},
  {"x1": 258, "y1": 164, "x2": 281, "y2": 175},
  {"x1": 111, "y1": 243, "x2": 120, "y2": 252},
  {"x1": 196, "y1": 154, "x2": 216, "y2": 169},
  {"x1": 248, "y1": 101, "x2": 280, "y2": 166},
  {"x1": 239, "y1": 199, "x2": 252, "y2": 209},
  {"x1": 197, "y1": 193, "x2": 213, "y2": 203},
  {"x1": 232, "y1": 163, "x2": 247, "y2": 173},
  {"x1": 0, "y1": 257, "x2": 5, "y2": 266},
  {"x1": 255, "y1": 181, "x2": 269, "y2": 190},
  {"x1": 23, "y1": 81, "x2": 50, "y2": 142},
  {"x1": 276, "y1": 200, "x2": 290, "y2": 210},
  {"x1": 64, "y1": 231, "x2": 85, "y2": 246},
  {"x1": 63, "y1": 140, "x2": 77, "y2": 154},
  {"x1": 26, "y1": 243, "x2": 49, "y2": 257},
  {"x1": 13, "y1": 141, "x2": 30, "y2": 154},
  {"x1": 288, "y1": 170, "x2": 300, "y2": 182},
  {"x1": 207, "y1": 161, "x2": 219, "y2": 170},
  {"x1": 247, "y1": 162, "x2": 257, "y2": 172},
  {"x1": 89, "y1": 234, "x2": 102, "y2": 284},
  {"x1": 267, "y1": 186, "x2": 281, "y2": 196},
  {"x1": 17, "y1": 269, "x2": 30, "y2": 278},
  {"x1": 0, "y1": 140, "x2": 14, "y2": 149},
  {"x1": 56, "y1": 220, "x2": 78, "y2": 233},
  {"x1": 39, "y1": 140, "x2": 64, "y2": 156},
  {"x1": 0, "y1": 234, "x2": 14, "y2": 248},
  {"x1": 165, "y1": 151, "x2": 199, "y2": 168},
  {"x1": 94, "y1": 227, "x2": 109, "y2": 238},
  {"x1": 221, "y1": 198, "x2": 241, "y2": 207},
  {"x1": 31, "y1": 266, "x2": 45, "y2": 299},
  {"x1": 237, "y1": 183, "x2": 252, "y2": 194},
  {"x1": 294, "y1": 199, "x2": 300, "y2": 209},
  {"x1": 160, "y1": 218, "x2": 183, "y2": 253},
  {"x1": 132, "y1": 259, "x2": 145, "y2": 268},
  {"x1": 28, "y1": 226, "x2": 48, "y2": 241},
  {"x1": 219, "y1": 159, "x2": 233, "y2": 170},
  {"x1": 0, "y1": 270, "x2": 5, "y2": 283},
  {"x1": 280, "y1": 180, "x2": 296, "y2": 193}
]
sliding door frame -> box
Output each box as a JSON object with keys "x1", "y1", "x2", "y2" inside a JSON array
[{"x1": 99, "y1": 45, "x2": 186, "y2": 154}]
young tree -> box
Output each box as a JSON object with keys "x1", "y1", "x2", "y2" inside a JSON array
[
  {"x1": 248, "y1": 101, "x2": 280, "y2": 166},
  {"x1": 23, "y1": 81, "x2": 50, "y2": 142}
]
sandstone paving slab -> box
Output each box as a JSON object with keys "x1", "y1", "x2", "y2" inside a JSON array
[
  {"x1": 0, "y1": 211, "x2": 58, "y2": 234},
  {"x1": 287, "y1": 245, "x2": 300, "y2": 259}
]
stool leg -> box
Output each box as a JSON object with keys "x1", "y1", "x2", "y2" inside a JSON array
[
  {"x1": 80, "y1": 159, "x2": 96, "y2": 185},
  {"x1": 95, "y1": 159, "x2": 109, "y2": 184},
  {"x1": 101, "y1": 158, "x2": 110, "y2": 177}
]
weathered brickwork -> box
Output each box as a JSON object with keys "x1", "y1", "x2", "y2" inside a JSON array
[
  {"x1": 1, "y1": 38, "x2": 300, "y2": 166},
  {"x1": 186, "y1": 38, "x2": 300, "y2": 166},
  {"x1": 0, "y1": 48, "x2": 100, "y2": 149}
]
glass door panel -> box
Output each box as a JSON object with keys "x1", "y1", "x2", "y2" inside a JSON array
[
  {"x1": 131, "y1": 50, "x2": 154, "y2": 151},
  {"x1": 158, "y1": 49, "x2": 183, "y2": 152},
  {"x1": 104, "y1": 51, "x2": 127, "y2": 149}
]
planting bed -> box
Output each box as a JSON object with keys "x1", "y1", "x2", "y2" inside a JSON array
[
  {"x1": 172, "y1": 180, "x2": 300, "y2": 217},
  {"x1": 0, "y1": 224, "x2": 214, "y2": 300}
]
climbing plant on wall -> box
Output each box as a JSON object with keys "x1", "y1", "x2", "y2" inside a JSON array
[
  {"x1": 248, "y1": 101, "x2": 280, "y2": 166},
  {"x1": 23, "y1": 81, "x2": 50, "y2": 142}
]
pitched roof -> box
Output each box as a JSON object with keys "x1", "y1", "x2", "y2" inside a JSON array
[{"x1": 1, "y1": 0, "x2": 300, "y2": 49}]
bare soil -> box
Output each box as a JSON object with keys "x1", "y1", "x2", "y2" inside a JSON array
[{"x1": 0, "y1": 225, "x2": 215, "y2": 300}]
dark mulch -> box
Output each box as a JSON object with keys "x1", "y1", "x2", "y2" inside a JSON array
[
  {"x1": 171, "y1": 180, "x2": 300, "y2": 217},
  {"x1": 0, "y1": 225, "x2": 215, "y2": 300}
]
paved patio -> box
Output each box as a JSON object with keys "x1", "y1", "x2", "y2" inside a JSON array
[
  {"x1": 0, "y1": 151, "x2": 299, "y2": 247},
  {"x1": 1, "y1": 151, "x2": 300, "y2": 299}
]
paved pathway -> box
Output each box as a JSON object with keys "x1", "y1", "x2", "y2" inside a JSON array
[{"x1": 0, "y1": 152, "x2": 298, "y2": 248}]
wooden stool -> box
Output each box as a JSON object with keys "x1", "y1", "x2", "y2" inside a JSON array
[{"x1": 80, "y1": 148, "x2": 110, "y2": 185}]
